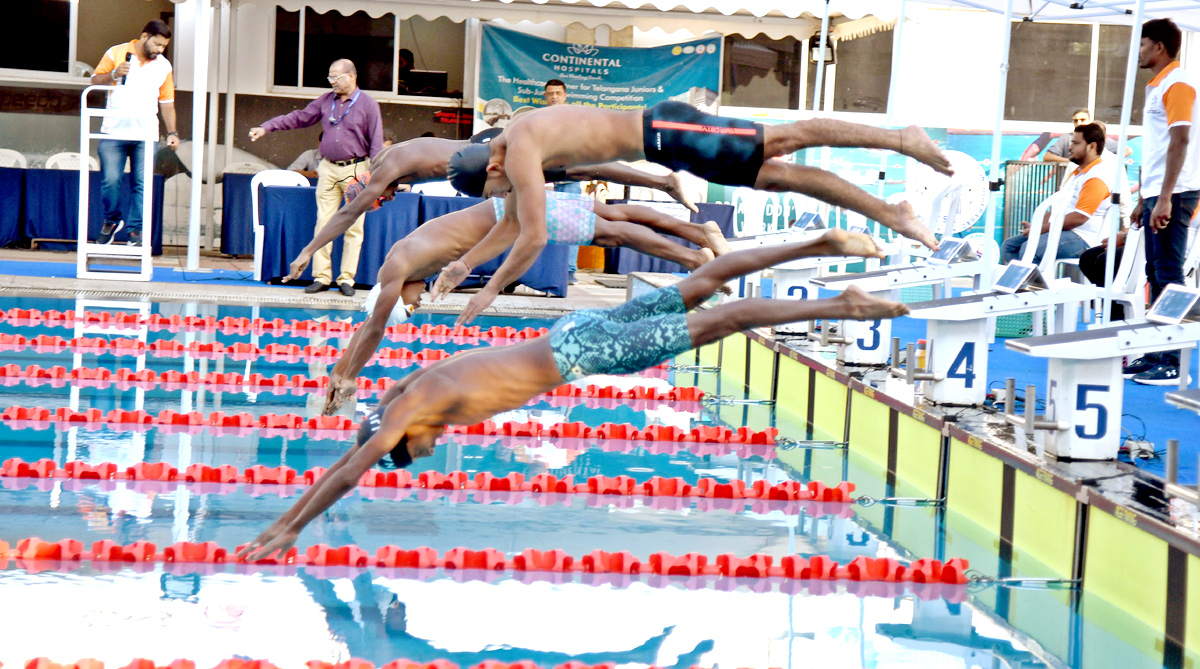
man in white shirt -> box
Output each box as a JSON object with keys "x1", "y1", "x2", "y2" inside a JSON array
[
  {"x1": 90, "y1": 20, "x2": 179, "y2": 246},
  {"x1": 1001, "y1": 123, "x2": 1114, "y2": 265},
  {"x1": 1123, "y1": 18, "x2": 1200, "y2": 385}
]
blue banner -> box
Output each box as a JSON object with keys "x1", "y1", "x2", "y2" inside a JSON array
[{"x1": 475, "y1": 25, "x2": 721, "y2": 131}]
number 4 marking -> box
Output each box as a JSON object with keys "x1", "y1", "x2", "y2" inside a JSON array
[{"x1": 947, "y1": 342, "x2": 975, "y2": 388}]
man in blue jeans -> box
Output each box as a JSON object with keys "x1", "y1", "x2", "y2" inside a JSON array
[
  {"x1": 1123, "y1": 18, "x2": 1200, "y2": 386},
  {"x1": 1000, "y1": 123, "x2": 1115, "y2": 266},
  {"x1": 90, "y1": 20, "x2": 179, "y2": 246}
]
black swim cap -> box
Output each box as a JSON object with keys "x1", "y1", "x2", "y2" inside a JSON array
[
  {"x1": 447, "y1": 144, "x2": 490, "y2": 198},
  {"x1": 356, "y1": 409, "x2": 413, "y2": 469},
  {"x1": 470, "y1": 127, "x2": 503, "y2": 144}
]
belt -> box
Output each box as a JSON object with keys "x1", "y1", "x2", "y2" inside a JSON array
[{"x1": 327, "y1": 156, "x2": 367, "y2": 167}]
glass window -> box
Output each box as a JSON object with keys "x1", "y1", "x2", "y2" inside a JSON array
[
  {"x1": 832, "y1": 28, "x2": 893, "y2": 114},
  {"x1": 1095, "y1": 25, "x2": 1152, "y2": 126},
  {"x1": 303, "y1": 9, "x2": 395, "y2": 92},
  {"x1": 1005, "y1": 22, "x2": 1092, "y2": 122},
  {"x1": 398, "y1": 17, "x2": 465, "y2": 98},
  {"x1": 2, "y1": 1, "x2": 71, "y2": 73},
  {"x1": 273, "y1": 8, "x2": 300, "y2": 87},
  {"x1": 721, "y1": 35, "x2": 802, "y2": 109}
]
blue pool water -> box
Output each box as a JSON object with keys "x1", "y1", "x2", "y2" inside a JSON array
[{"x1": 0, "y1": 295, "x2": 1153, "y2": 668}]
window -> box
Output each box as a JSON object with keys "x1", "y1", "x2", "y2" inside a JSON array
[
  {"x1": 721, "y1": 35, "x2": 802, "y2": 109},
  {"x1": 832, "y1": 28, "x2": 893, "y2": 113},
  {"x1": 2, "y1": 1, "x2": 71, "y2": 73},
  {"x1": 1095, "y1": 25, "x2": 1151, "y2": 126},
  {"x1": 273, "y1": 8, "x2": 465, "y2": 98},
  {"x1": 1005, "y1": 22, "x2": 1093, "y2": 122}
]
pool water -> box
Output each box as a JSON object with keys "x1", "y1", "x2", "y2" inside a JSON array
[{"x1": 0, "y1": 296, "x2": 1151, "y2": 668}]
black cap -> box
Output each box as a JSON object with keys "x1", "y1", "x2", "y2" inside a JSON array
[
  {"x1": 356, "y1": 409, "x2": 413, "y2": 469},
  {"x1": 470, "y1": 127, "x2": 503, "y2": 144},
  {"x1": 447, "y1": 144, "x2": 490, "y2": 198}
]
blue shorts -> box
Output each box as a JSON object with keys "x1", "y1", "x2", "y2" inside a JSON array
[
  {"x1": 549, "y1": 286, "x2": 694, "y2": 382},
  {"x1": 643, "y1": 101, "x2": 764, "y2": 187},
  {"x1": 492, "y1": 191, "x2": 597, "y2": 246}
]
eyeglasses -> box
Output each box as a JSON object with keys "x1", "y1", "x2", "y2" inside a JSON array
[{"x1": 327, "y1": 73, "x2": 350, "y2": 84}]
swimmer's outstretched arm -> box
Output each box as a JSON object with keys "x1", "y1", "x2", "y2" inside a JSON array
[
  {"x1": 457, "y1": 151, "x2": 548, "y2": 325},
  {"x1": 236, "y1": 391, "x2": 425, "y2": 562},
  {"x1": 431, "y1": 198, "x2": 520, "y2": 300}
]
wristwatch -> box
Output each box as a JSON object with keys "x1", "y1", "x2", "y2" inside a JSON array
[{"x1": 167, "y1": 132, "x2": 179, "y2": 137}]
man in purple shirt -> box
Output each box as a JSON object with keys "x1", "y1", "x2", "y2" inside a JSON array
[{"x1": 249, "y1": 58, "x2": 383, "y2": 296}]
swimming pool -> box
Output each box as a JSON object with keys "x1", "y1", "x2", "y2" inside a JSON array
[{"x1": 0, "y1": 294, "x2": 1160, "y2": 668}]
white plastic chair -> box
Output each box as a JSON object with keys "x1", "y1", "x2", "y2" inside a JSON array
[
  {"x1": 250, "y1": 169, "x2": 310, "y2": 281},
  {"x1": 45, "y1": 152, "x2": 99, "y2": 171},
  {"x1": 0, "y1": 149, "x2": 28, "y2": 168}
]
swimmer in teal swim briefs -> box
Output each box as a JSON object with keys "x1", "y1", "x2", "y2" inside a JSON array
[
  {"x1": 237, "y1": 229, "x2": 908, "y2": 562},
  {"x1": 295, "y1": 188, "x2": 731, "y2": 416},
  {"x1": 445, "y1": 101, "x2": 955, "y2": 324}
]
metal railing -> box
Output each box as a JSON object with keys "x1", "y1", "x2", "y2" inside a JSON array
[{"x1": 1002, "y1": 161, "x2": 1068, "y2": 238}]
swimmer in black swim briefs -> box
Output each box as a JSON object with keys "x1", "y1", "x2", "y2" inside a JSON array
[
  {"x1": 237, "y1": 229, "x2": 908, "y2": 562},
  {"x1": 445, "y1": 100, "x2": 955, "y2": 323}
]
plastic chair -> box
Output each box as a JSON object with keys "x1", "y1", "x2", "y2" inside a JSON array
[
  {"x1": 0, "y1": 148, "x2": 27, "y2": 168},
  {"x1": 45, "y1": 152, "x2": 99, "y2": 171},
  {"x1": 250, "y1": 169, "x2": 310, "y2": 281}
]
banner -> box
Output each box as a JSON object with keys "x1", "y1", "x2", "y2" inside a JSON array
[{"x1": 475, "y1": 24, "x2": 721, "y2": 132}]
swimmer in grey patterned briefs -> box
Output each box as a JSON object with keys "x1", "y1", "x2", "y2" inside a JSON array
[
  {"x1": 238, "y1": 229, "x2": 909, "y2": 562},
  {"x1": 309, "y1": 190, "x2": 730, "y2": 416}
]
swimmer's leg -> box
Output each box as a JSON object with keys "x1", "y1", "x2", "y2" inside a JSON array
[
  {"x1": 673, "y1": 229, "x2": 884, "y2": 307},
  {"x1": 763, "y1": 121, "x2": 953, "y2": 176},
  {"x1": 594, "y1": 202, "x2": 731, "y2": 256},
  {"x1": 591, "y1": 217, "x2": 713, "y2": 270},
  {"x1": 685, "y1": 287, "x2": 909, "y2": 348},
  {"x1": 754, "y1": 160, "x2": 937, "y2": 251}
]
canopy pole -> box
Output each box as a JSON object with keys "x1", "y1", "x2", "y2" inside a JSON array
[
  {"x1": 885, "y1": 0, "x2": 908, "y2": 126},
  {"x1": 980, "y1": 0, "x2": 1015, "y2": 290},
  {"x1": 187, "y1": 0, "x2": 211, "y2": 270},
  {"x1": 1100, "y1": 0, "x2": 1144, "y2": 325},
  {"x1": 811, "y1": 0, "x2": 831, "y2": 113},
  {"x1": 203, "y1": 2, "x2": 223, "y2": 252},
  {"x1": 223, "y1": 0, "x2": 238, "y2": 180}
]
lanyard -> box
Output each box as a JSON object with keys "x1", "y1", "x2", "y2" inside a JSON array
[{"x1": 328, "y1": 90, "x2": 361, "y2": 126}]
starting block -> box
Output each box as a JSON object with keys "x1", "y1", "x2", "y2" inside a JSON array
[
  {"x1": 1004, "y1": 284, "x2": 1200, "y2": 460},
  {"x1": 810, "y1": 238, "x2": 986, "y2": 365},
  {"x1": 725, "y1": 213, "x2": 828, "y2": 299},
  {"x1": 903, "y1": 261, "x2": 1097, "y2": 404}
]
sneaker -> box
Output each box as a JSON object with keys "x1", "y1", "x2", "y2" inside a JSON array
[
  {"x1": 1132, "y1": 364, "x2": 1190, "y2": 386},
  {"x1": 127, "y1": 229, "x2": 143, "y2": 246},
  {"x1": 97, "y1": 220, "x2": 124, "y2": 245},
  {"x1": 337, "y1": 282, "x2": 355, "y2": 297},
  {"x1": 304, "y1": 281, "x2": 330, "y2": 294},
  {"x1": 1122, "y1": 356, "x2": 1158, "y2": 379}
]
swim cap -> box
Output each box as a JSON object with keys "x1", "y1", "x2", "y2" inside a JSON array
[
  {"x1": 447, "y1": 144, "x2": 490, "y2": 197},
  {"x1": 357, "y1": 408, "x2": 413, "y2": 469},
  {"x1": 470, "y1": 127, "x2": 503, "y2": 144},
  {"x1": 363, "y1": 283, "x2": 416, "y2": 326},
  {"x1": 343, "y1": 171, "x2": 382, "y2": 211}
]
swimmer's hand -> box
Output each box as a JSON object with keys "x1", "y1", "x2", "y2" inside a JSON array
[
  {"x1": 456, "y1": 286, "x2": 498, "y2": 326},
  {"x1": 663, "y1": 172, "x2": 699, "y2": 213},
  {"x1": 431, "y1": 260, "x2": 470, "y2": 302},
  {"x1": 236, "y1": 523, "x2": 299, "y2": 562},
  {"x1": 285, "y1": 252, "x2": 312, "y2": 283}
]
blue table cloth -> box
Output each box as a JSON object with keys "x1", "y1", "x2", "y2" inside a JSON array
[
  {"x1": 221, "y1": 172, "x2": 317, "y2": 256},
  {"x1": 23, "y1": 168, "x2": 164, "y2": 255},
  {"x1": 0, "y1": 168, "x2": 23, "y2": 247},
  {"x1": 259, "y1": 187, "x2": 567, "y2": 296},
  {"x1": 606, "y1": 201, "x2": 735, "y2": 275}
]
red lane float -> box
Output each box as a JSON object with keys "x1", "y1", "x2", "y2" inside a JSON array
[
  {"x1": 0, "y1": 536, "x2": 970, "y2": 584},
  {"x1": 0, "y1": 364, "x2": 701, "y2": 403}
]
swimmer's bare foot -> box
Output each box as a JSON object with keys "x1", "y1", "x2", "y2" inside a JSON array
[
  {"x1": 662, "y1": 172, "x2": 698, "y2": 213},
  {"x1": 323, "y1": 374, "x2": 358, "y2": 416},
  {"x1": 821, "y1": 229, "x2": 885, "y2": 259},
  {"x1": 901, "y1": 125, "x2": 954, "y2": 177},
  {"x1": 701, "y1": 221, "x2": 732, "y2": 256},
  {"x1": 837, "y1": 285, "x2": 910, "y2": 320},
  {"x1": 889, "y1": 201, "x2": 938, "y2": 251}
]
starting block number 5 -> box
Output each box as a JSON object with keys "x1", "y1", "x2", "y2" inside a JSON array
[{"x1": 1075, "y1": 384, "x2": 1109, "y2": 440}]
